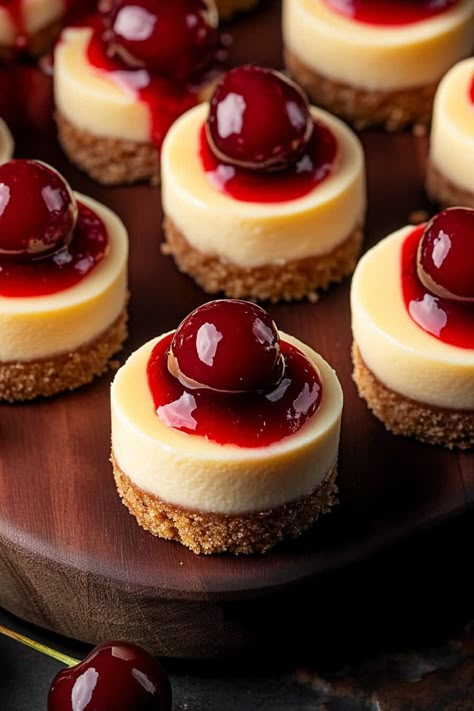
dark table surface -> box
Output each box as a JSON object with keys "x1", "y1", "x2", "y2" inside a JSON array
[{"x1": 1, "y1": 508, "x2": 474, "y2": 710}]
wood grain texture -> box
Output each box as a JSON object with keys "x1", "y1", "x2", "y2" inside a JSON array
[{"x1": 0, "y1": 0, "x2": 472, "y2": 658}]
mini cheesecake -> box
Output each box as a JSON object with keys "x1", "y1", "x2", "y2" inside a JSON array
[
  {"x1": 162, "y1": 66, "x2": 366, "y2": 302},
  {"x1": 426, "y1": 58, "x2": 474, "y2": 209},
  {"x1": 111, "y1": 300, "x2": 343, "y2": 554},
  {"x1": 0, "y1": 0, "x2": 78, "y2": 56},
  {"x1": 283, "y1": 0, "x2": 474, "y2": 130},
  {"x1": 351, "y1": 208, "x2": 474, "y2": 449},
  {"x1": 54, "y1": 0, "x2": 220, "y2": 185},
  {"x1": 0, "y1": 160, "x2": 128, "y2": 402},
  {"x1": 0, "y1": 117, "x2": 14, "y2": 163}
]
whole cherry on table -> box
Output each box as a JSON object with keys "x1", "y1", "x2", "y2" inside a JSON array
[{"x1": 0, "y1": 625, "x2": 172, "y2": 710}]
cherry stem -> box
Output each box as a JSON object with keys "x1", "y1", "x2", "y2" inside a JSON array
[{"x1": 0, "y1": 624, "x2": 80, "y2": 668}]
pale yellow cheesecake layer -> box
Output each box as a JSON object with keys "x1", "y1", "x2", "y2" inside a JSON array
[
  {"x1": 0, "y1": 118, "x2": 14, "y2": 164},
  {"x1": 283, "y1": 0, "x2": 474, "y2": 91},
  {"x1": 351, "y1": 226, "x2": 474, "y2": 410},
  {"x1": 0, "y1": 0, "x2": 64, "y2": 45},
  {"x1": 161, "y1": 103, "x2": 365, "y2": 268},
  {"x1": 0, "y1": 193, "x2": 128, "y2": 362},
  {"x1": 429, "y1": 57, "x2": 474, "y2": 195},
  {"x1": 55, "y1": 27, "x2": 152, "y2": 143},
  {"x1": 111, "y1": 333, "x2": 343, "y2": 514}
]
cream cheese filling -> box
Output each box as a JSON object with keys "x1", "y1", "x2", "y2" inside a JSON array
[
  {"x1": 283, "y1": 0, "x2": 474, "y2": 91},
  {"x1": 0, "y1": 193, "x2": 128, "y2": 362},
  {"x1": 111, "y1": 333, "x2": 343, "y2": 514},
  {"x1": 54, "y1": 26, "x2": 151, "y2": 143},
  {"x1": 161, "y1": 103, "x2": 365, "y2": 269},
  {"x1": 0, "y1": 0, "x2": 65, "y2": 45},
  {"x1": 351, "y1": 226, "x2": 474, "y2": 411},
  {"x1": 0, "y1": 118, "x2": 14, "y2": 164},
  {"x1": 429, "y1": 57, "x2": 474, "y2": 195}
]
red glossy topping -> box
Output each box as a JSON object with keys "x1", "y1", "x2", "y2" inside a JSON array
[
  {"x1": 147, "y1": 336, "x2": 323, "y2": 448},
  {"x1": 169, "y1": 300, "x2": 284, "y2": 392},
  {"x1": 48, "y1": 641, "x2": 172, "y2": 711},
  {"x1": 323, "y1": 0, "x2": 458, "y2": 26},
  {"x1": 401, "y1": 224, "x2": 474, "y2": 348},
  {"x1": 0, "y1": 160, "x2": 77, "y2": 260},
  {"x1": 0, "y1": 200, "x2": 108, "y2": 297},
  {"x1": 102, "y1": 0, "x2": 217, "y2": 80},
  {"x1": 469, "y1": 72, "x2": 474, "y2": 104},
  {"x1": 200, "y1": 119, "x2": 337, "y2": 202},
  {"x1": 417, "y1": 208, "x2": 474, "y2": 301},
  {"x1": 86, "y1": 14, "x2": 214, "y2": 148},
  {"x1": 206, "y1": 66, "x2": 313, "y2": 171}
]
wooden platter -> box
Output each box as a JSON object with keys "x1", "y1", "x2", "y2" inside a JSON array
[{"x1": 0, "y1": 1, "x2": 472, "y2": 658}]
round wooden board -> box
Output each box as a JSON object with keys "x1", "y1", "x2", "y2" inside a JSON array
[{"x1": 0, "y1": 1, "x2": 472, "y2": 659}]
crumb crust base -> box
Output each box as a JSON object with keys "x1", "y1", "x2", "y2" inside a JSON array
[
  {"x1": 162, "y1": 217, "x2": 363, "y2": 303},
  {"x1": 352, "y1": 343, "x2": 474, "y2": 450},
  {"x1": 425, "y1": 159, "x2": 474, "y2": 209},
  {"x1": 56, "y1": 112, "x2": 159, "y2": 186},
  {"x1": 112, "y1": 454, "x2": 338, "y2": 555},
  {"x1": 0, "y1": 308, "x2": 128, "y2": 402},
  {"x1": 284, "y1": 49, "x2": 437, "y2": 131}
]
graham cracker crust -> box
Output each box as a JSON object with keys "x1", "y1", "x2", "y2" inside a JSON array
[
  {"x1": 352, "y1": 343, "x2": 474, "y2": 450},
  {"x1": 425, "y1": 159, "x2": 474, "y2": 210},
  {"x1": 162, "y1": 217, "x2": 363, "y2": 302},
  {"x1": 112, "y1": 454, "x2": 338, "y2": 555},
  {"x1": 0, "y1": 308, "x2": 128, "y2": 402},
  {"x1": 56, "y1": 112, "x2": 160, "y2": 186},
  {"x1": 284, "y1": 49, "x2": 437, "y2": 131},
  {"x1": 215, "y1": 0, "x2": 260, "y2": 20}
]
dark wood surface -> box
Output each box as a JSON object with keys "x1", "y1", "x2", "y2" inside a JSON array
[{"x1": 0, "y1": 0, "x2": 472, "y2": 659}]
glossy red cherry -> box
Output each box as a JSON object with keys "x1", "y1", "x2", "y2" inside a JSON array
[
  {"x1": 206, "y1": 65, "x2": 313, "y2": 171},
  {"x1": 169, "y1": 299, "x2": 285, "y2": 393},
  {"x1": 0, "y1": 160, "x2": 77, "y2": 260},
  {"x1": 48, "y1": 641, "x2": 172, "y2": 711},
  {"x1": 417, "y1": 208, "x2": 474, "y2": 302},
  {"x1": 103, "y1": 0, "x2": 218, "y2": 80}
]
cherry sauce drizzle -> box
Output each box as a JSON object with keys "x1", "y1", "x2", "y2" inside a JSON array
[
  {"x1": 401, "y1": 225, "x2": 474, "y2": 349},
  {"x1": 147, "y1": 333, "x2": 323, "y2": 448}
]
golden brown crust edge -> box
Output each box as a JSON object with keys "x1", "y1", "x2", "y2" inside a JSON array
[
  {"x1": 0, "y1": 308, "x2": 128, "y2": 402},
  {"x1": 284, "y1": 49, "x2": 437, "y2": 131},
  {"x1": 162, "y1": 217, "x2": 363, "y2": 303},
  {"x1": 112, "y1": 454, "x2": 338, "y2": 555},
  {"x1": 425, "y1": 160, "x2": 474, "y2": 210},
  {"x1": 352, "y1": 343, "x2": 474, "y2": 450},
  {"x1": 56, "y1": 112, "x2": 160, "y2": 186}
]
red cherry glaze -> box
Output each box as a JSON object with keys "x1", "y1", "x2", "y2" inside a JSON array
[
  {"x1": 86, "y1": 15, "x2": 211, "y2": 148},
  {"x1": 0, "y1": 160, "x2": 77, "y2": 260},
  {"x1": 0, "y1": 201, "x2": 108, "y2": 297},
  {"x1": 322, "y1": 0, "x2": 458, "y2": 26},
  {"x1": 102, "y1": 0, "x2": 217, "y2": 80},
  {"x1": 48, "y1": 641, "x2": 172, "y2": 711},
  {"x1": 417, "y1": 208, "x2": 474, "y2": 301},
  {"x1": 401, "y1": 224, "x2": 474, "y2": 348},
  {"x1": 148, "y1": 334, "x2": 322, "y2": 447},
  {"x1": 469, "y1": 72, "x2": 474, "y2": 104},
  {"x1": 200, "y1": 120, "x2": 337, "y2": 202},
  {"x1": 206, "y1": 66, "x2": 313, "y2": 171},
  {"x1": 169, "y1": 300, "x2": 284, "y2": 392}
]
